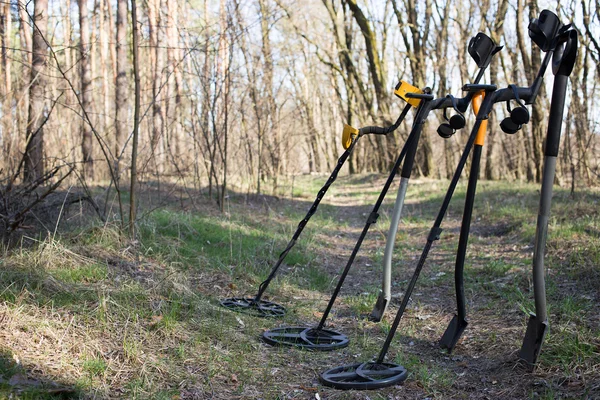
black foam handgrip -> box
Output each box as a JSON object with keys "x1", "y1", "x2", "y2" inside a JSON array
[
  {"x1": 361, "y1": 126, "x2": 389, "y2": 135},
  {"x1": 545, "y1": 75, "x2": 568, "y2": 157}
]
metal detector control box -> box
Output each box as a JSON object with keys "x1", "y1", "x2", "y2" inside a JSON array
[
  {"x1": 342, "y1": 124, "x2": 359, "y2": 149},
  {"x1": 394, "y1": 81, "x2": 423, "y2": 108}
]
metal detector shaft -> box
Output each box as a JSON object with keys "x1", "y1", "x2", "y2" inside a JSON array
[
  {"x1": 250, "y1": 105, "x2": 412, "y2": 304},
  {"x1": 316, "y1": 97, "x2": 431, "y2": 330},
  {"x1": 376, "y1": 92, "x2": 495, "y2": 363}
]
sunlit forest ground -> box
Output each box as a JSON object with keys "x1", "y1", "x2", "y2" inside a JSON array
[{"x1": 0, "y1": 175, "x2": 598, "y2": 399}]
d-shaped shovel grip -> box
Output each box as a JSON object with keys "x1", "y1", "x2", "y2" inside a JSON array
[
  {"x1": 546, "y1": 29, "x2": 578, "y2": 158},
  {"x1": 468, "y1": 33, "x2": 503, "y2": 69}
]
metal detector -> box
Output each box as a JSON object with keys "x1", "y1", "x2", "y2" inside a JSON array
[
  {"x1": 262, "y1": 32, "x2": 500, "y2": 350},
  {"x1": 370, "y1": 33, "x2": 502, "y2": 322},
  {"x1": 519, "y1": 18, "x2": 578, "y2": 369},
  {"x1": 262, "y1": 90, "x2": 435, "y2": 350},
  {"x1": 320, "y1": 12, "x2": 565, "y2": 389},
  {"x1": 219, "y1": 99, "x2": 415, "y2": 318}
]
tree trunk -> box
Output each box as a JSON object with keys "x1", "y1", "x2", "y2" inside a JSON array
[
  {"x1": 115, "y1": 0, "x2": 128, "y2": 165},
  {"x1": 129, "y1": 0, "x2": 141, "y2": 237},
  {"x1": 166, "y1": 0, "x2": 182, "y2": 164},
  {"x1": 78, "y1": 0, "x2": 94, "y2": 179},
  {"x1": 99, "y1": 0, "x2": 110, "y2": 136},
  {"x1": 1, "y1": 3, "x2": 12, "y2": 165},
  {"x1": 24, "y1": 0, "x2": 49, "y2": 183},
  {"x1": 148, "y1": 0, "x2": 165, "y2": 173}
]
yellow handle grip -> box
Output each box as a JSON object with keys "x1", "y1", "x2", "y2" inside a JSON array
[
  {"x1": 342, "y1": 124, "x2": 359, "y2": 149},
  {"x1": 472, "y1": 91, "x2": 488, "y2": 146},
  {"x1": 394, "y1": 81, "x2": 423, "y2": 108}
]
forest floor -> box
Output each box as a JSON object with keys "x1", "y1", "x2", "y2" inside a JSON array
[{"x1": 0, "y1": 175, "x2": 599, "y2": 399}]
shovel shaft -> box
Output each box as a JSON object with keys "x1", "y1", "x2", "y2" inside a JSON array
[
  {"x1": 531, "y1": 73, "x2": 568, "y2": 321},
  {"x1": 381, "y1": 178, "x2": 409, "y2": 301},
  {"x1": 455, "y1": 144, "x2": 482, "y2": 320}
]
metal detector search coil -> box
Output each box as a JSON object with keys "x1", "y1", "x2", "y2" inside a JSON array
[
  {"x1": 320, "y1": 362, "x2": 408, "y2": 390},
  {"x1": 219, "y1": 297, "x2": 286, "y2": 318},
  {"x1": 262, "y1": 326, "x2": 349, "y2": 350}
]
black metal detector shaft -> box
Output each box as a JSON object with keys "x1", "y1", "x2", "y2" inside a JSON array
[
  {"x1": 519, "y1": 27, "x2": 578, "y2": 369},
  {"x1": 219, "y1": 104, "x2": 413, "y2": 318},
  {"x1": 262, "y1": 92, "x2": 435, "y2": 350}
]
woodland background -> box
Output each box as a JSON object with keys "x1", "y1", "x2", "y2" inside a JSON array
[{"x1": 0, "y1": 0, "x2": 598, "y2": 236}]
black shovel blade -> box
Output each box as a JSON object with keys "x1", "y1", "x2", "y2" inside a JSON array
[
  {"x1": 519, "y1": 313, "x2": 548, "y2": 370},
  {"x1": 368, "y1": 292, "x2": 388, "y2": 322},
  {"x1": 439, "y1": 314, "x2": 468, "y2": 352}
]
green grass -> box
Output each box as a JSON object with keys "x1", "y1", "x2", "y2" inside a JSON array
[
  {"x1": 138, "y1": 209, "x2": 315, "y2": 274},
  {"x1": 0, "y1": 178, "x2": 597, "y2": 398},
  {"x1": 50, "y1": 263, "x2": 108, "y2": 283},
  {"x1": 82, "y1": 357, "x2": 107, "y2": 376}
]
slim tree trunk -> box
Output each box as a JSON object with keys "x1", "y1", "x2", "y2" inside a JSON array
[
  {"x1": 115, "y1": 0, "x2": 128, "y2": 164},
  {"x1": 78, "y1": 0, "x2": 94, "y2": 179},
  {"x1": 201, "y1": 0, "x2": 214, "y2": 195},
  {"x1": 218, "y1": 0, "x2": 229, "y2": 211},
  {"x1": 129, "y1": 0, "x2": 141, "y2": 238},
  {"x1": 1, "y1": 3, "x2": 12, "y2": 165},
  {"x1": 148, "y1": 0, "x2": 165, "y2": 173},
  {"x1": 18, "y1": 4, "x2": 32, "y2": 68},
  {"x1": 105, "y1": 0, "x2": 117, "y2": 82},
  {"x1": 258, "y1": 0, "x2": 280, "y2": 189},
  {"x1": 24, "y1": 0, "x2": 49, "y2": 182},
  {"x1": 99, "y1": 0, "x2": 110, "y2": 135},
  {"x1": 166, "y1": 0, "x2": 182, "y2": 163}
]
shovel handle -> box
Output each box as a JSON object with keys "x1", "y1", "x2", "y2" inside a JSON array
[{"x1": 471, "y1": 91, "x2": 488, "y2": 146}]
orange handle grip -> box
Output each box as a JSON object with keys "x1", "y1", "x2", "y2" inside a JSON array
[{"x1": 472, "y1": 91, "x2": 488, "y2": 146}]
